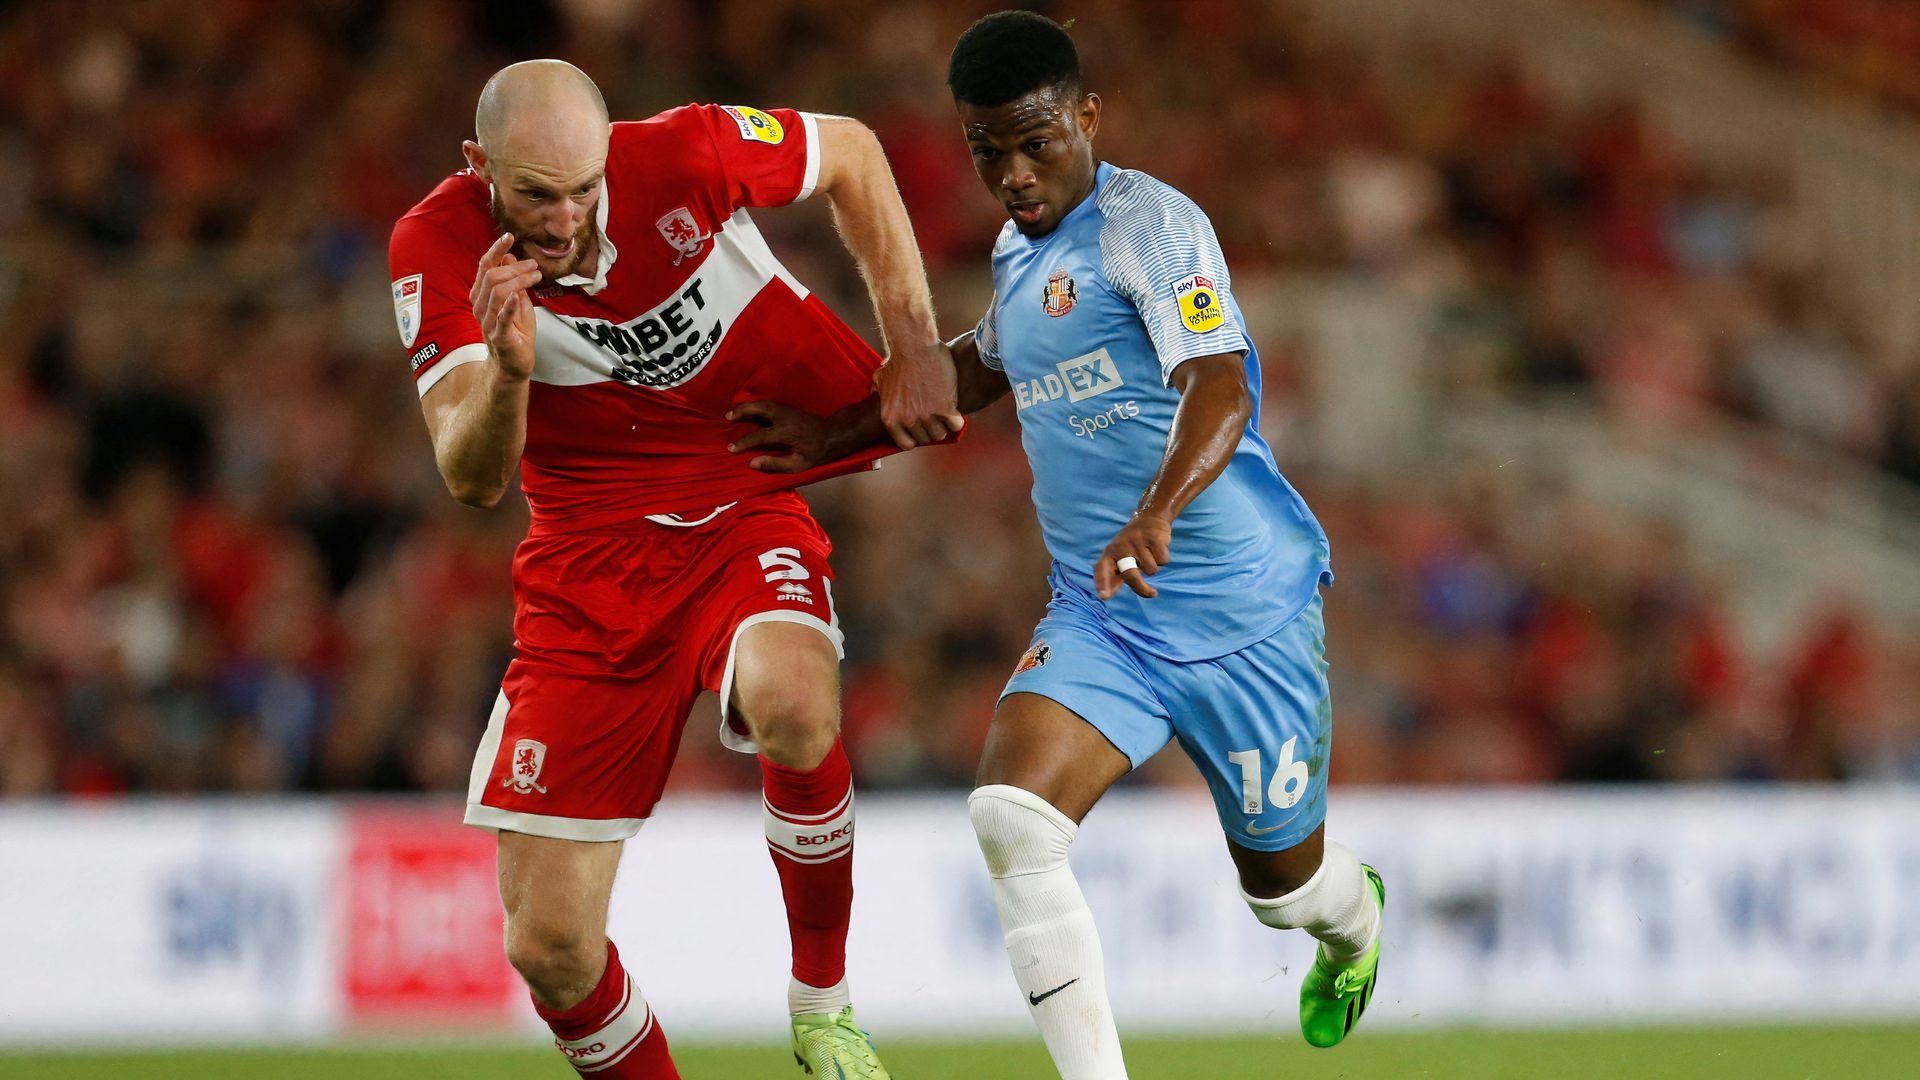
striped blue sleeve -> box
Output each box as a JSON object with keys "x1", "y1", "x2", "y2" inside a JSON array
[
  {"x1": 1096, "y1": 171, "x2": 1250, "y2": 384},
  {"x1": 973, "y1": 295, "x2": 1004, "y2": 371}
]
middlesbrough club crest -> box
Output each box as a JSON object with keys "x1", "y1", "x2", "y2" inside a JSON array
[
  {"x1": 1042, "y1": 267, "x2": 1076, "y2": 318},
  {"x1": 502, "y1": 738, "x2": 549, "y2": 795},
  {"x1": 656, "y1": 206, "x2": 709, "y2": 265}
]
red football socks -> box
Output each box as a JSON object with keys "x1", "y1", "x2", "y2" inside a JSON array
[
  {"x1": 760, "y1": 740, "x2": 857, "y2": 993},
  {"x1": 533, "y1": 940, "x2": 678, "y2": 1077}
]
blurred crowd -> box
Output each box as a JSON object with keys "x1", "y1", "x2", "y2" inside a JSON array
[
  {"x1": 1, "y1": 0, "x2": 1917, "y2": 799},
  {"x1": 1654, "y1": 0, "x2": 1920, "y2": 119}
]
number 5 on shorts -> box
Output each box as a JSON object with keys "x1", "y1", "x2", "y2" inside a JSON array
[
  {"x1": 1227, "y1": 737, "x2": 1310, "y2": 816},
  {"x1": 758, "y1": 547, "x2": 811, "y2": 583}
]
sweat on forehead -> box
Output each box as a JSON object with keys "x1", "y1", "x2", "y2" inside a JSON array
[
  {"x1": 964, "y1": 88, "x2": 1079, "y2": 133},
  {"x1": 475, "y1": 59, "x2": 610, "y2": 158}
]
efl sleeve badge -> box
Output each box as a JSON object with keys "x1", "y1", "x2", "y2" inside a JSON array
[
  {"x1": 391, "y1": 274, "x2": 423, "y2": 348},
  {"x1": 1173, "y1": 274, "x2": 1225, "y2": 334},
  {"x1": 722, "y1": 106, "x2": 786, "y2": 145}
]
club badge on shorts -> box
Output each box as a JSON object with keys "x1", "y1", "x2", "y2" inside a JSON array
[
  {"x1": 503, "y1": 738, "x2": 549, "y2": 795},
  {"x1": 1014, "y1": 642, "x2": 1052, "y2": 675}
]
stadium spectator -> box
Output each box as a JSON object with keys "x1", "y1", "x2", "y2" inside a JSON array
[{"x1": 2, "y1": 0, "x2": 1916, "y2": 802}]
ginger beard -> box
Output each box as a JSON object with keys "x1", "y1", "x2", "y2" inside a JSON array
[{"x1": 490, "y1": 186, "x2": 596, "y2": 281}]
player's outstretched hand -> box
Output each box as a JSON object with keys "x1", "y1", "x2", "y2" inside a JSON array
[
  {"x1": 729, "y1": 400, "x2": 832, "y2": 473},
  {"x1": 1094, "y1": 514, "x2": 1173, "y2": 600},
  {"x1": 470, "y1": 232, "x2": 542, "y2": 380},
  {"x1": 875, "y1": 342, "x2": 964, "y2": 450}
]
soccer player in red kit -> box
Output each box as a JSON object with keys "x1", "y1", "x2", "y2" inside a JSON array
[{"x1": 388, "y1": 61, "x2": 960, "y2": 1078}]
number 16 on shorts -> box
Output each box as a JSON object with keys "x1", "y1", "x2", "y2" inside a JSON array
[{"x1": 1228, "y1": 736, "x2": 1310, "y2": 816}]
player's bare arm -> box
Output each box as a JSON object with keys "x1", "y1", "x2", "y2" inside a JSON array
[
  {"x1": 727, "y1": 397, "x2": 889, "y2": 475},
  {"x1": 729, "y1": 333, "x2": 1008, "y2": 473},
  {"x1": 418, "y1": 233, "x2": 541, "y2": 508},
  {"x1": 1093, "y1": 353, "x2": 1252, "y2": 601},
  {"x1": 951, "y1": 332, "x2": 1014, "y2": 414},
  {"x1": 813, "y1": 116, "x2": 964, "y2": 450}
]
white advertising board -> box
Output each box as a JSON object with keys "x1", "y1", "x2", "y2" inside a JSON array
[
  {"x1": 610, "y1": 787, "x2": 1920, "y2": 1036},
  {"x1": 1, "y1": 788, "x2": 1916, "y2": 1044},
  {"x1": 0, "y1": 802, "x2": 341, "y2": 1040}
]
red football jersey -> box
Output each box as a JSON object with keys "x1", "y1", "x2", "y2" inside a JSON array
[{"x1": 389, "y1": 104, "x2": 894, "y2": 532}]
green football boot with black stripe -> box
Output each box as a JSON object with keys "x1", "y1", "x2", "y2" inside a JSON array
[
  {"x1": 1298, "y1": 864, "x2": 1385, "y2": 1048},
  {"x1": 791, "y1": 1006, "x2": 891, "y2": 1078}
]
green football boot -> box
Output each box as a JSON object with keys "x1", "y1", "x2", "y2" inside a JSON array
[
  {"x1": 1298, "y1": 864, "x2": 1385, "y2": 1048},
  {"x1": 791, "y1": 1006, "x2": 892, "y2": 1078}
]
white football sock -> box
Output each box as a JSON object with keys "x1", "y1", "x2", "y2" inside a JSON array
[
  {"x1": 968, "y1": 785, "x2": 1127, "y2": 1080},
  {"x1": 788, "y1": 975, "x2": 851, "y2": 1016},
  {"x1": 1242, "y1": 839, "x2": 1380, "y2": 963}
]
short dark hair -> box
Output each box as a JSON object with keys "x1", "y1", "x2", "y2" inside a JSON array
[{"x1": 948, "y1": 10, "x2": 1081, "y2": 108}]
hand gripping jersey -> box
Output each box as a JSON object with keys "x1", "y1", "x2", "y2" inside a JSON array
[
  {"x1": 975, "y1": 162, "x2": 1333, "y2": 662},
  {"x1": 389, "y1": 105, "x2": 892, "y2": 530}
]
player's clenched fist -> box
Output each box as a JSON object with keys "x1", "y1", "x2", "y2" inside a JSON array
[
  {"x1": 470, "y1": 232, "x2": 542, "y2": 379},
  {"x1": 1094, "y1": 513, "x2": 1173, "y2": 600},
  {"x1": 875, "y1": 342, "x2": 964, "y2": 450}
]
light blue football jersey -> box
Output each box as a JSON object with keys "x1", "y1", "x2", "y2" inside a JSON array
[{"x1": 975, "y1": 162, "x2": 1331, "y2": 662}]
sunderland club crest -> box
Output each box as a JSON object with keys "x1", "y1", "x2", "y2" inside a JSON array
[
  {"x1": 656, "y1": 206, "x2": 709, "y2": 265},
  {"x1": 502, "y1": 738, "x2": 549, "y2": 795},
  {"x1": 1014, "y1": 642, "x2": 1052, "y2": 674},
  {"x1": 1042, "y1": 266, "x2": 1077, "y2": 318}
]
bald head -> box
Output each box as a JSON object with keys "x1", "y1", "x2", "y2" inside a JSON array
[
  {"x1": 464, "y1": 61, "x2": 611, "y2": 282},
  {"x1": 474, "y1": 59, "x2": 609, "y2": 161}
]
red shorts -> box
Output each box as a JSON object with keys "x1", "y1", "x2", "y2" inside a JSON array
[{"x1": 464, "y1": 491, "x2": 842, "y2": 841}]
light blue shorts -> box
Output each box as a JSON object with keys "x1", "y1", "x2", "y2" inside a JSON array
[{"x1": 1001, "y1": 589, "x2": 1331, "y2": 852}]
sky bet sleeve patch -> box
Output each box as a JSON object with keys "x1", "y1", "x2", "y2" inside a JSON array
[
  {"x1": 392, "y1": 274, "x2": 423, "y2": 348},
  {"x1": 1173, "y1": 274, "x2": 1224, "y2": 334},
  {"x1": 722, "y1": 106, "x2": 785, "y2": 144}
]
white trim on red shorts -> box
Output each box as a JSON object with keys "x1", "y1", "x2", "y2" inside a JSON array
[
  {"x1": 717, "y1": 608, "x2": 846, "y2": 755},
  {"x1": 463, "y1": 689, "x2": 648, "y2": 842},
  {"x1": 466, "y1": 690, "x2": 510, "y2": 806},
  {"x1": 643, "y1": 502, "x2": 738, "y2": 527},
  {"x1": 464, "y1": 802, "x2": 647, "y2": 842}
]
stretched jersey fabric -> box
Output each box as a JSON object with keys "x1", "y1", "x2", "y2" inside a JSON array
[
  {"x1": 389, "y1": 105, "x2": 893, "y2": 532},
  {"x1": 976, "y1": 162, "x2": 1331, "y2": 662}
]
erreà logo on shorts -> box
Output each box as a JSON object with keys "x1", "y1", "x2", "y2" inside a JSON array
[
  {"x1": 502, "y1": 738, "x2": 549, "y2": 795},
  {"x1": 1012, "y1": 348, "x2": 1124, "y2": 411}
]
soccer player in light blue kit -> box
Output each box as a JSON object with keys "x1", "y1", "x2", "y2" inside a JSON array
[{"x1": 729, "y1": 12, "x2": 1384, "y2": 1074}]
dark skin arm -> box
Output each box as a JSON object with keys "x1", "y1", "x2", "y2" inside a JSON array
[
  {"x1": 952, "y1": 332, "x2": 1014, "y2": 414},
  {"x1": 728, "y1": 332, "x2": 1008, "y2": 472},
  {"x1": 728, "y1": 348, "x2": 1250, "y2": 597},
  {"x1": 1093, "y1": 353, "x2": 1253, "y2": 600}
]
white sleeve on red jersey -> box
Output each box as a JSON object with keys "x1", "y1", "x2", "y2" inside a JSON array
[
  {"x1": 388, "y1": 212, "x2": 489, "y2": 398},
  {"x1": 689, "y1": 104, "x2": 824, "y2": 211}
]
